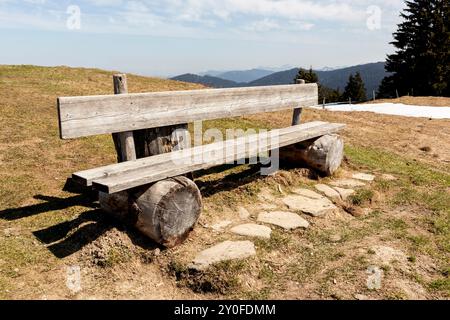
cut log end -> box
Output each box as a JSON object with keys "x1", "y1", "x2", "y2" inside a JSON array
[
  {"x1": 100, "y1": 176, "x2": 202, "y2": 248},
  {"x1": 280, "y1": 134, "x2": 344, "y2": 176}
]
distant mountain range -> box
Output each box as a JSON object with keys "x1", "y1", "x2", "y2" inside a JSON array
[
  {"x1": 171, "y1": 62, "x2": 387, "y2": 97},
  {"x1": 214, "y1": 69, "x2": 275, "y2": 83},
  {"x1": 172, "y1": 73, "x2": 241, "y2": 88}
]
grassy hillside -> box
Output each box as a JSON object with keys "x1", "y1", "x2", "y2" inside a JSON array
[
  {"x1": 0, "y1": 65, "x2": 448, "y2": 300},
  {"x1": 0, "y1": 65, "x2": 203, "y2": 208}
]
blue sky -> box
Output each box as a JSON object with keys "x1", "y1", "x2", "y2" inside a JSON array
[{"x1": 0, "y1": 0, "x2": 407, "y2": 77}]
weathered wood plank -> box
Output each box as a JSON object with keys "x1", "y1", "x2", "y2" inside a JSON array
[
  {"x1": 292, "y1": 79, "x2": 306, "y2": 125},
  {"x1": 73, "y1": 121, "x2": 329, "y2": 186},
  {"x1": 58, "y1": 84, "x2": 318, "y2": 139},
  {"x1": 111, "y1": 74, "x2": 137, "y2": 162},
  {"x1": 89, "y1": 122, "x2": 345, "y2": 194}
]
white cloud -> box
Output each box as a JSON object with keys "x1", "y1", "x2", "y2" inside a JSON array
[{"x1": 0, "y1": 0, "x2": 407, "y2": 40}]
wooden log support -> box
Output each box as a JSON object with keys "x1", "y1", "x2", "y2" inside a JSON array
[
  {"x1": 133, "y1": 124, "x2": 189, "y2": 158},
  {"x1": 112, "y1": 74, "x2": 136, "y2": 162},
  {"x1": 100, "y1": 74, "x2": 201, "y2": 247},
  {"x1": 280, "y1": 134, "x2": 344, "y2": 176},
  {"x1": 99, "y1": 176, "x2": 202, "y2": 248}
]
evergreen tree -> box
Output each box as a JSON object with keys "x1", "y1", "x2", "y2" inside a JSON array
[
  {"x1": 293, "y1": 67, "x2": 342, "y2": 103},
  {"x1": 377, "y1": 76, "x2": 396, "y2": 99},
  {"x1": 379, "y1": 0, "x2": 450, "y2": 97},
  {"x1": 294, "y1": 67, "x2": 344, "y2": 103},
  {"x1": 319, "y1": 86, "x2": 342, "y2": 103},
  {"x1": 294, "y1": 67, "x2": 318, "y2": 84},
  {"x1": 343, "y1": 73, "x2": 367, "y2": 102}
]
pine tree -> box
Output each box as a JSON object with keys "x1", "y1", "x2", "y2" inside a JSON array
[
  {"x1": 293, "y1": 67, "x2": 318, "y2": 84},
  {"x1": 294, "y1": 67, "x2": 343, "y2": 103},
  {"x1": 379, "y1": 0, "x2": 449, "y2": 97},
  {"x1": 319, "y1": 86, "x2": 342, "y2": 103},
  {"x1": 377, "y1": 76, "x2": 396, "y2": 99},
  {"x1": 343, "y1": 73, "x2": 367, "y2": 102},
  {"x1": 431, "y1": 0, "x2": 450, "y2": 96}
]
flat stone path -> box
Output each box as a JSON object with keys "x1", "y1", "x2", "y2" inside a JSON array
[
  {"x1": 190, "y1": 172, "x2": 380, "y2": 270},
  {"x1": 283, "y1": 188, "x2": 337, "y2": 217},
  {"x1": 353, "y1": 173, "x2": 376, "y2": 182},
  {"x1": 238, "y1": 207, "x2": 251, "y2": 220},
  {"x1": 258, "y1": 211, "x2": 310, "y2": 230},
  {"x1": 333, "y1": 187, "x2": 355, "y2": 200},
  {"x1": 292, "y1": 188, "x2": 324, "y2": 200},
  {"x1": 230, "y1": 224, "x2": 272, "y2": 239},
  {"x1": 315, "y1": 184, "x2": 341, "y2": 200},
  {"x1": 381, "y1": 174, "x2": 397, "y2": 181},
  {"x1": 190, "y1": 241, "x2": 256, "y2": 270},
  {"x1": 211, "y1": 220, "x2": 232, "y2": 232},
  {"x1": 330, "y1": 179, "x2": 366, "y2": 188}
]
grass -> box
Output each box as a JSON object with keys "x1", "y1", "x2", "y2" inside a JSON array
[
  {"x1": 345, "y1": 144, "x2": 450, "y2": 283},
  {"x1": 349, "y1": 189, "x2": 375, "y2": 206},
  {"x1": 345, "y1": 145, "x2": 450, "y2": 188},
  {"x1": 254, "y1": 229, "x2": 292, "y2": 252},
  {"x1": 167, "y1": 259, "x2": 249, "y2": 295},
  {"x1": 429, "y1": 278, "x2": 450, "y2": 294}
]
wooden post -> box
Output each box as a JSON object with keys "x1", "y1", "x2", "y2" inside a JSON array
[
  {"x1": 112, "y1": 74, "x2": 136, "y2": 162},
  {"x1": 292, "y1": 79, "x2": 306, "y2": 125}
]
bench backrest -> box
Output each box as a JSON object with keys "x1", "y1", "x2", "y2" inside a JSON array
[{"x1": 57, "y1": 83, "x2": 318, "y2": 139}]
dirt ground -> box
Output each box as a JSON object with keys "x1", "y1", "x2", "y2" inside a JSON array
[{"x1": 0, "y1": 66, "x2": 448, "y2": 300}]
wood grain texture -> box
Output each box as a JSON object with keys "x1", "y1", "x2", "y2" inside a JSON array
[
  {"x1": 58, "y1": 83, "x2": 318, "y2": 139},
  {"x1": 292, "y1": 79, "x2": 306, "y2": 125},
  {"x1": 82, "y1": 122, "x2": 346, "y2": 193},
  {"x1": 280, "y1": 134, "x2": 344, "y2": 176},
  {"x1": 133, "y1": 124, "x2": 189, "y2": 158},
  {"x1": 99, "y1": 176, "x2": 202, "y2": 247},
  {"x1": 111, "y1": 74, "x2": 136, "y2": 162}
]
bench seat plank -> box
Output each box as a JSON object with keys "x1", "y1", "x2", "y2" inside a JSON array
[
  {"x1": 79, "y1": 122, "x2": 345, "y2": 194},
  {"x1": 58, "y1": 84, "x2": 318, "y2": 139},
  {"x1": 73, "y1": 121, "x2": 328, "y2": 187}
]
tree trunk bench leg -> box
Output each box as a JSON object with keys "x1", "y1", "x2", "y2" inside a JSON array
[
  {"x1": 280, "y1": 134, "x2": 344, "y2": 176},
  {"x1": 99, "y1": 176, "x2": 202, "y2": 248}
]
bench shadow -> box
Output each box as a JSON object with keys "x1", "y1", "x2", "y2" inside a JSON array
[
  {"x1": 0, "y1": 179, "x2": 99, "y2": 221},
  {"x1": 194, "y1": 162, "x2": 317, "y2": 198},
  {"x1": 33, "y1": 209, "x2": 159, "y2": 258},
  {"x1": 195, "y1": 164, "x2": 265, "y2": 198},
  {"x1": 3, "y1": 162, "x2": 313, "y2": 259},
  {"x1": 33, "y1": 209, "x2": 113, "y2": 258}
]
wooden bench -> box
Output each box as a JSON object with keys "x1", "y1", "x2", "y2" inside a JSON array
[{"x1": 57, "y1": 74, "x2": 345, "y2": 247}]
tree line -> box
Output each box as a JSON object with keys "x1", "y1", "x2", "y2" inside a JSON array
[
  {"x1": 294, "y1": 0, "x2": 449, "y2": 103},
  {"x1": 294, "y1": 68, "x2": 367, "y2": 103},
  {"x1": 378, "y1": 0, "x2": 449, "y2": 98}
]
